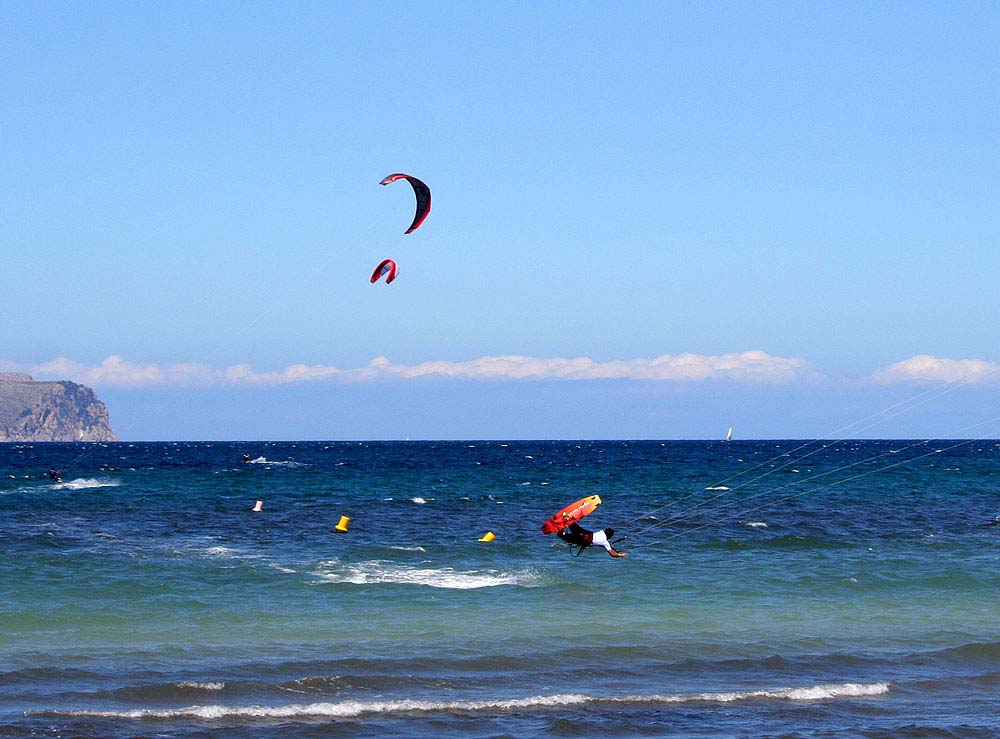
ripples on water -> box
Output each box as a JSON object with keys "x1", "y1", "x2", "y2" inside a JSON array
[{"x1": 2, "y1": 440, "x2": 1000, "y2": 737}]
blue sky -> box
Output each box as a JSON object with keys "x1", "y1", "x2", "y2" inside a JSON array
[{"x1": 2, "y1": 2, "x2": 998, "y2": 439}]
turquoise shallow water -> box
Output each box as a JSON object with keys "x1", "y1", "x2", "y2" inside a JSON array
[{"x1": 2, "y1": 440, "x2": 1000, "y2": 737}]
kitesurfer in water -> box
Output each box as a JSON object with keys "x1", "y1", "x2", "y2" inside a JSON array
[
  {"x1": 558, "y1": 523, "x2": 628, "y2": 557},
  {"x1": 47, "y1": 468, "x2": 62, "y2": 483},
  {"x1": 243, "y1": 453, "x2": 252, "y2": 464}
]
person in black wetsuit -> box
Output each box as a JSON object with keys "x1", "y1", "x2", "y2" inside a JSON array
[{"x1": 558, "y1": 522, "x2": 628, "y2": 557}]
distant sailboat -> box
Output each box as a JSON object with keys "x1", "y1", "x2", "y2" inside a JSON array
[{"x1": 725, "y1": 426, "x2": 733, "y2": 442}]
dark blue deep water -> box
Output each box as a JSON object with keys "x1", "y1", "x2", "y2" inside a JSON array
[{"x1": 2, "y1": 440, "x2": 1000, "y2": 737}]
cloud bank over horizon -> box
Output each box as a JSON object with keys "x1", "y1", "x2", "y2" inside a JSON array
[
  {"x1": 4, "y1": 352, "x2": 998, "y2": 389},
  {"x1": 10, "y1": 351, "x2": 809, "y2": 387},
  {"x1": 871, "y1": 355, "x2": 1000, "y2": 385}
]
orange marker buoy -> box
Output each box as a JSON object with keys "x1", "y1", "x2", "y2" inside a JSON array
[
  {"x1": 477, "y1": 531, "x2": 496, "y2": 542},
  {"x1": 252, "y1": 500, "x2": 263, "y2": 512},
  {"x1": 334, "y1": 515, "x2": 350, "y2": 533}
]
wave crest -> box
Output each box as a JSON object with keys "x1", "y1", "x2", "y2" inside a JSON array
[
  {"x1": 312, "y1": 561, "x2": 543, "y2": 589},
  {"x1": 39, "y1": 682, "x2": 890, "y2": 721},
  {"x1": 53, "y1": 478, "x2": 120, "y2": 490}
]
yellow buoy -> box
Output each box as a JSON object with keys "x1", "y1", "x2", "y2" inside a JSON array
[
  {"x1": 334, "y1": 515, "x2": 350, "y2": 533},
  {"x1": 477, "y1": 531, "x2": 496, "y2": 542}
]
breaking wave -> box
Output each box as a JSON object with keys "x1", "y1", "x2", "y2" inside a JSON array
[
  {"x1": 40, "y1": 682, "x2": 890, "y2": 721},
  {"x1": 176, "y1": 682, "x2": 225, "y2": 691},
  {"x1": 311, "y1": 560, "x2": 544, "y2": 589},
  {"x1": 246, "y1": 457, "x2": 306, "y2": 468},
  {"x1": 52, "y1": 478, "x2": 120, "y2": 491}
]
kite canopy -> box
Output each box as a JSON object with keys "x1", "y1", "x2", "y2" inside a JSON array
[
  {"x1": 370, "y1": 258, "x2": 398, "y2": 284},
  {"x1": 380, "y1": 173, "x2": 431, "y2": 234}
]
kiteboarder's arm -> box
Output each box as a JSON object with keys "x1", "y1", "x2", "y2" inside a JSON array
[{"x1": 608, "y1": 548, "x2": 628, "y2": 558}]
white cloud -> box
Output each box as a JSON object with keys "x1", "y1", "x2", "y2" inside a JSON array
[
  {"x1": 355, "y1": 351, "x2": 811, "y2": 383},
  {"x1": 18, "y1": 351, "x2": 814, "y2": 388},
  {"x1": 32, "y1": 356, "x2": 221, "y2": 387},
  {"x1": 872, "y1": 355, "x2": 1000, "y2": 385},
  {"x1": 26, "y1": 356, "x2": 344, "y2": 388}
]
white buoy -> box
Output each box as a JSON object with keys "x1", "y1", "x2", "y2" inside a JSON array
[{"x1": 252, "y1": 500, "x2": 263, "y2": 512}]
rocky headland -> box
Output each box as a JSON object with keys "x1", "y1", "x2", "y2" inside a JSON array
[{"x1": 0, "y1": 372, "x2": 116, "y2": 442}]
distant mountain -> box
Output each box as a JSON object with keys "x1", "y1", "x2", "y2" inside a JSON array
[{"x1": 0, "y1": 373, "x2": 116, "y2": 442}]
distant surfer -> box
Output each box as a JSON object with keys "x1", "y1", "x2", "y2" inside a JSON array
[
  {"x1": 243, "y1": 453, "x2": 252, "y2": 464},
  {"x1": 558, "y1": 523, "x2": 627, "y2": 558},
  {"x1": 47, "y1": 468, "x2": 62, "y2": 483}
]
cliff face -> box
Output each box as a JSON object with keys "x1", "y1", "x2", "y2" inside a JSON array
[{"x1": 0, "y1": 373, "x2": 117, "y2": 442}]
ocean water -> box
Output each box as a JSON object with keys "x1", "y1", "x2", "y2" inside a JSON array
[{"x1": 2, "y1": 440, "x2": 999, "y2": 738}]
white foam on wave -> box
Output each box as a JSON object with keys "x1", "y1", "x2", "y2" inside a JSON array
[
  {"x1": 176, "y1": 682, "x2": 225, "y2": 691},
  {"x1": 745, "y1": 521, "x2": 768, "y2": 528},
  {"x1": 389, "y1": 545, "x2": 427, "y2": 552},
  {"x1": 170, "y1": 539, "x2": 302, "y2": 575},
  {"x1": 645, "y1": 682, "x2": 890, "y2": 703},
  {"x1": 53, "y1": 478, "x2": 120, "y2": 491},
  {"x1": 704, "y1": 486, "x2": 730, "y2": 491},
  {"x1": 45, "y1": 682, "x2": 889, "y2": 721},
  {"x1": 312, "y1": 560, "x2": 543, "y2": 589},
  {"x1": 410, "y1": 497, "x2": 428, "y2": 504},
  {"x1": 199, "y1": 544, "x2": 279, "y2": 569},
  {"x1": 183, "y1": 542, "x2": 266, "y2": 566},
  {"x1": 248, "y1": 457, "x2": 305, "y2": 468},
  {"x1": 49, "y1": 694, "x2": 589, "y2": 720},
  {"x1": 1, "y1": 485, "x2": 36, "y2": 496}
]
